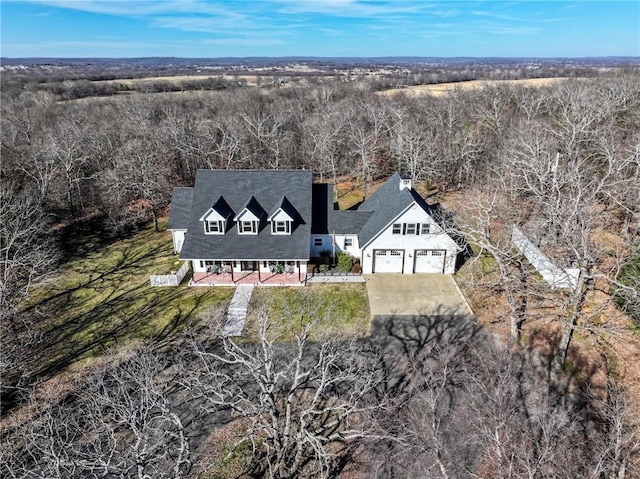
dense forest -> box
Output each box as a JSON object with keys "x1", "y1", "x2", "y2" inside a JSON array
[{"x1": 1, "y1": 63, "x2": 639, "y2": 477}]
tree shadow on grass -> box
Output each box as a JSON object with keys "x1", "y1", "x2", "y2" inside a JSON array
[
  {"x1": 525, "y1": 324, "x2": 607, "y2": 410},
  {"x1": 2, "y1": 241, "x2": 223, "y2": 415}
]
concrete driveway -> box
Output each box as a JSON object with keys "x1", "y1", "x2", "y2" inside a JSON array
[{"x1": 365, "y1": 274, "x2": 473, "y2": 317}]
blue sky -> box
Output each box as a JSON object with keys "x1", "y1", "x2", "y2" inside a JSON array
[{"x1": 1, "y1": 1, "x2": 639, "y2": 58}]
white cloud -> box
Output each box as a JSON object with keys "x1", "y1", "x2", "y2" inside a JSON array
[{"x1": 203, "y1": 37, "x2": 286, "y2": 47}]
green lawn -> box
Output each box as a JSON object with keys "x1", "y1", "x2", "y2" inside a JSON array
[
  {"x1": 19, "y1": 220, "x2": 233, "y2": 381},
  {"x1": 243, "y1": 284, "x2": 371, "y2": 342}
]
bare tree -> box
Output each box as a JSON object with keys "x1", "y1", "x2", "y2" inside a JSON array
[
  {"x1": 589, "y1": 380, "x2": 640, "y2": 479},
  {"x1": 98, "y1": 137, "x2": 177, "y2": 232},
  {"x1": 185, "y1": 305, "x2": 384, "y2": 478},
  {"x1": 0, "y1": 184, "x2": 59, "y2": 393},
  {"x1": 2, "y1": 348, "x2": 191, "y2": 479},
  {"x1": 455, "y1": 188, "x2": 533, "y2": 344}
]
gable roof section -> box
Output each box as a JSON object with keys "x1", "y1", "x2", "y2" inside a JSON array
[
  {"x1": 167, "y1": 187, "x2": 193, "y2": 230},
  {"x1": 234, "y1": 196, "x2": 266, "y2": 221},
  {"x1": 179, "y1": 170, "x2": 312, "y2": 261},
  {"x1": 356, "y1": 172, "x2": 419, "y2": 247},
  {"x1": 330, "y1": 210, "x2": 373, "y2": 234},
  {"x1": 200, "y1": 195, "x2": 234, "y2": 221},
  {"x1": 268, "y1": 196, "x2": 300, "y2": 223}
]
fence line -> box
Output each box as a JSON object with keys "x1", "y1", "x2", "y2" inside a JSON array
[
  {"x1": 150, "y1": 261, "x2": 190, "y2": 287},
  {"x1": 511, "y1": 226, "x2": 580, "y2": 290}
]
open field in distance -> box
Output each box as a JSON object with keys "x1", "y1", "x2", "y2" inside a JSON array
[
  {"x1": 95, "y1": 74, "x2": 317, "y2": 87},
  {"x1": 378, "y1": 77, "x2": 573, "y2": 97}
]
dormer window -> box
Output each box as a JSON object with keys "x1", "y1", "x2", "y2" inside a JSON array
[
  {"x1": 205, "y1": 220, "x2": 225, "y2": 234},
  {"x1": 268, "y1": 196, "x2": 298, "y2": 236},
  {"x1": 234, "y1": 196, "x2": 265, "y2": 236},
  {"x1": 239, "y1": 220, "x2": 258, "y2": 234},
  {"x1": 399, "y1": 173, "x2": 412, "y2": 190},
  {"x1": 272, "y1": 220, "x2": 291, "y2": 235},
  {"x1": 200, "y1": 196, "x2": 234, "y2": 235}
]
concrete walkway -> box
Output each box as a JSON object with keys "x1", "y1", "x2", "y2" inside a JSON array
[
  {"x1": 223, "y1": 284, "x2": 255, "y2": 336},
  {"x1": 306, "y1": 274, "x2": 365, "y2": 283}
]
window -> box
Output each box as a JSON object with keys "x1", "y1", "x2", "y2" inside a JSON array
[
  {"x1": 314, "y1": 238, "x2": 323, "y2": 246},
  {"x1": 432, "y1": 250, "x2": 444, "y2": 256},
  {"x1": 405, "y1": 223, "x2": 418, "y2": 235},
  {"x1": 344, "y1": 237, "x2": 353, "y2": 247},
  {"x1": 205, "y1": 220, "x2": 224, "y2": 234},
  {"x1": 272, "y1": 220, "x2": 291, "y2": 234},
  {"x1": 376, "y1": 250, "x2": 387, "y2": 256},
  {"x1": 421, "y1": 223, "x2": 431, "y2": 235},
  {"x1": 239, "y1": 220, "x2": 257, "y2": 234},
  {"x1": 390, "y1": 251, "x2": 402, "y2": 256},
  {"x1": 392, "y1": 223, "x2": 402, "y2": 235}
]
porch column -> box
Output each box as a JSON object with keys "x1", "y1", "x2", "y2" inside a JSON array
[
  {"x1": 230, "y1": 262, "x2": 234, "y2": 282},
  {"x1": 297, "y1": 261, "x2": 301, "y2": 281},
  {"x1": 258, "y1": 264, "x2": 261, "y2": 283}
]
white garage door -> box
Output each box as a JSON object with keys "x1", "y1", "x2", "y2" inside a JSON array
[
  {"x1": 414, "y1": 250, "x2": 446, "y2": 273},
  {"x1": 373, "y1": 250, "x2": 404, "y2": 273}
]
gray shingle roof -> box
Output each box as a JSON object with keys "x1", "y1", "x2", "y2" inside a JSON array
[
  {"x1": 329, "y1": 210, "x2": 373, "y2": 234},
  {"x1": 356, "y1": 172, "x2": 418, "y2": 246},
  {"x1": 311, "y1": 184, "x2": 333, "y2": 234},
  {"x1": 208, "y1": 196, "x2": 234, "y2": 220},
  {"x1": 178, "y1": 170, "x2": 312, "y2": 261},
  {"x1": 268, "y1": 196, "x2": 301, "y2": 223},
  {"x1": 167, "y1": 187, "x2": 193, "y2": 230}
]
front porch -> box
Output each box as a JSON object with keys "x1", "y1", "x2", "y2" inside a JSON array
[{"x1": 191, "y1": 270, "x2": 306, "y2": 286}]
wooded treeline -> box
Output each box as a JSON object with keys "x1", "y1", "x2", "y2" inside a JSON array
[
  {"x1": 2, "y1": 72, "x2": 639, "y2": 311},
  {"x1": 1, "y1": 69, "x2": 640, "y2": 477},
  {"x1": 2, "y1": 306, "x2": 638, "y2": 478}
]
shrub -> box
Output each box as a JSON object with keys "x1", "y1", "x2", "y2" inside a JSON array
[
  {"x1": 614, "y1": 254, "x2": 640, "y2": 323},
  {"x1": 337, "y1": 251, "x2": 355, "y2": 273}
]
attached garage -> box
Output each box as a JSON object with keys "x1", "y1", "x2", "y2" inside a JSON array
[
  {"x1": 413, "y1": 249, "x2": 446, "y2": 274},
  {"x1": 373, "y1": 249, "x2": 404, "y2": 273}
]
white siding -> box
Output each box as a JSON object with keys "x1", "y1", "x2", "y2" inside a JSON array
[
  {"x1": 361, "y1": 203, "x2": 458, "y2": 274},
  {"x1": 334, "y1": 234, "x2": 361, "y2": 258},
  {"x1": 171, "y1": 230, "x2": 186, "y2": 254}
]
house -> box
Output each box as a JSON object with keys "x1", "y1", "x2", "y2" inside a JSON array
[
  {"x1": 311, "y1": 172, "x2": 459, "y2": 274},
  {"x1": 167, "y1": 170, "x2": 459, "y2": 285},
  {"x1": 168, "y1": 170, "x2": 311, "y2": 285}
]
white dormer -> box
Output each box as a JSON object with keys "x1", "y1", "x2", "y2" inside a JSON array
[
  {"x1": 234, "y1": 196, "x2": 264, "y2": 235},
  {"x1": 269, "y1": 209, "x2": 293, "y2": 235},
  {"x1": 267, "y1": 196, "x2": 299, "y2": 236},
  {"x1": 399, "y1": 172, "x2": 412, "y2": 191},
  {"x1": 200, "y1": 196, "x2": 233, "y2": 235}
]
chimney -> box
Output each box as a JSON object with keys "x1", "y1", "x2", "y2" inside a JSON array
[{"x1": 399, "y1": 172, "x2": 412, "y2": 191}]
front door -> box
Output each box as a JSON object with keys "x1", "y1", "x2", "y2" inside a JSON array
[{"x1": 241, "y1": 261, "x2": 257, "y2": 272}]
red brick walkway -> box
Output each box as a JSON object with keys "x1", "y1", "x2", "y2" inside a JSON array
[{"x1": 191, "y1": 271, "x2": 306, "y2": 286}]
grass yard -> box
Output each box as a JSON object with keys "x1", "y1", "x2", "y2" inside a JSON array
[
  {"x1": 243, "y1": 284, "x2": 371, "y2": 342},
  {"x1": 17, "y1": 220, "x2": 233, "y2": 384}
]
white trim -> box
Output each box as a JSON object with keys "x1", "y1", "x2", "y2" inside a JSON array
[
  {"x1": 271, "y1": 220, "x2": 291, "y2": 235},
  {"x1": 267, "y1": 207, "x2": 294, "y2": 222},
  {"x1": 204, "y1": 219, "x2": 225, "y2": 235},
  {"x1": 238, "y1": 220, "x2": 258, "y2": 235}
]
